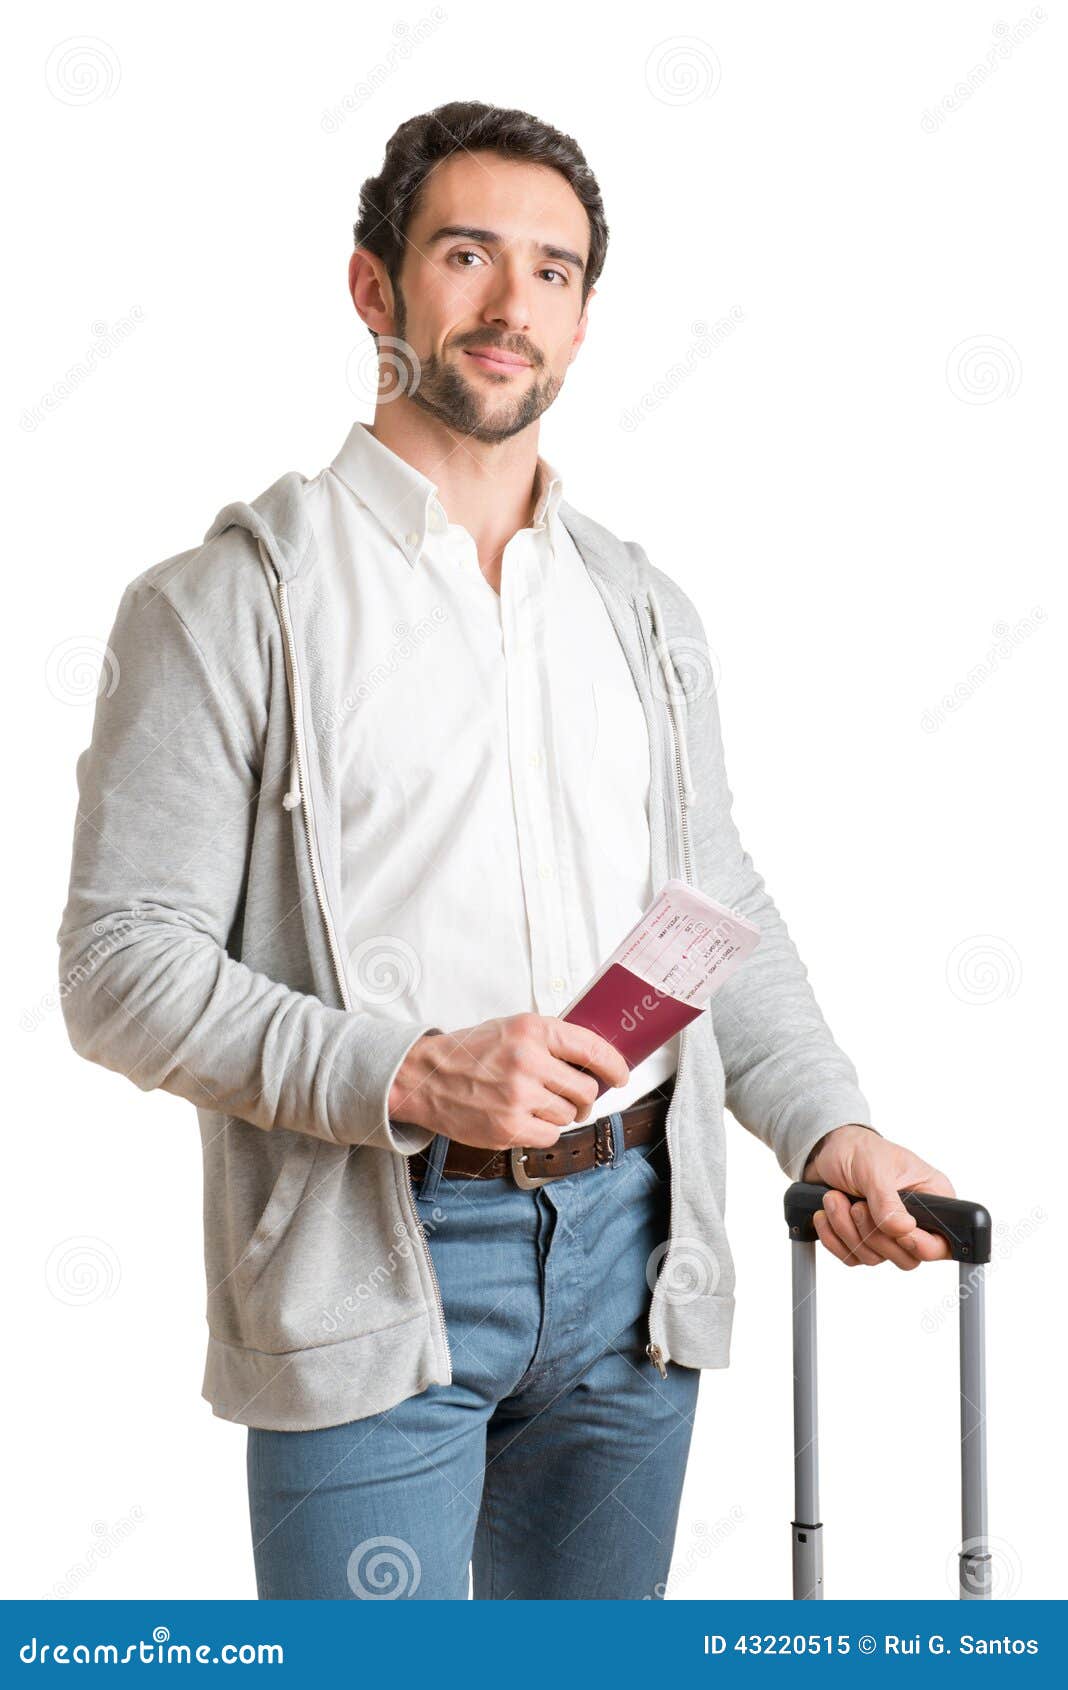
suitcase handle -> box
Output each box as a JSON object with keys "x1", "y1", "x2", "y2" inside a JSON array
[{"x1": 784, "y1": 1180, "x2": 992, "y2": 1263}]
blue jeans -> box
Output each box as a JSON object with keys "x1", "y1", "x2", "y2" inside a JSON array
[{"x1": 246, "y1": 1121, "x2": 700, "y2": 1599}]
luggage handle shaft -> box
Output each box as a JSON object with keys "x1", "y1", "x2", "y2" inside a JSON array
[{"x1": 784, "y1": 1179, "x2": 992, "y2": 1601}]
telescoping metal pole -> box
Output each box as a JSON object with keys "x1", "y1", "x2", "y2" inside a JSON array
[
  {"x1": 791, "y1": 1238, "x2": 823, "y2": 1599},
  {"x1": 784, "y1": 1182, "x2": 992, "y2": 1600},
  {"x1": 959, "y1": 1262, "x2": 991, "y2": 1598}
]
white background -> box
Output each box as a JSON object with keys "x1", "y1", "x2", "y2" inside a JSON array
[{"x1": 6, "y1": 0, "x2": 1064, "y2": 1601}]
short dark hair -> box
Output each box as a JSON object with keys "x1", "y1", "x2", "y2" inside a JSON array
[{"x1": 353, "y1": 100, "x2": 608, "y2": 312}]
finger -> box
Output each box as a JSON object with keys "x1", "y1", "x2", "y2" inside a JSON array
[
  {"x1": 821, "y1": 1189, "x2": 883, "y2": 1266},
  {"x1": 862, "y1": 1180, "x2": 920, "y2": 1245},
  {"x1": 812, "y1": 1208, "x2": 861, "y2": 1267},
  {"x1": 866, "y1": 1168, "x2": 957, "y2": 1243},
  {"x1": 897, "y1": 1174, "x2": 957, "y2": 1260},
  {"x1": 520, "y1": 1094, "x2": 572, "y2": 1144},
  {"x1": 552, "y1": 1021, "x2": 629, "y2": 1091},
  {"x1": 849, "y1": 1200, "x2": 919, "y2": 1271},
  {"x1": 901, "y1": 1224, "x2": 952, "y2": 1263},
  {"x1": 534, "y1": 1061, "x2": 601, "y2": 1128},
  {"x1": 908, "y1": 1170, "x2": 957, "y2": 1200}
]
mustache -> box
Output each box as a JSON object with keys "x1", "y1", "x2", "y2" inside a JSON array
[{"x1": 457, "y1": 336, "x2": 541, "y2": 366}]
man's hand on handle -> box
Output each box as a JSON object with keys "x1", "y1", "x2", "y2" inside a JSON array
[
  {"x1": 387, "y1": 1013, "x2": 630, "y2": 1152},
  {"x1": 802, "y1": 1123, "x2": 956, "y2": 1270}
]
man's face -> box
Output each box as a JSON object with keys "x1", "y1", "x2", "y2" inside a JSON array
[{"x1": 382, "y1": 150, "x2": 593, "y2": 443}]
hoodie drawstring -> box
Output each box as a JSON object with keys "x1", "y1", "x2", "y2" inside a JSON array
[
  {"x1": 255, "y1": 539, "x2": 302, "y2": 812},
  {"x1": 276, "y1": 580, "x2": 303, "y2": 810},
  {"x1": 645, "y1": 582, "x2": 696, "y2": 801}
]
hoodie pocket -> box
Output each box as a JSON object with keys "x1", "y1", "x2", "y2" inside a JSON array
[{"x1": 232, "y1": 1135, "x2": 322, "y2": 1302}]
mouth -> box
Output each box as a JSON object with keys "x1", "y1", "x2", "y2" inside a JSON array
[{"x1": 462, "y1": 347, "x2": 532, "y2": 375}]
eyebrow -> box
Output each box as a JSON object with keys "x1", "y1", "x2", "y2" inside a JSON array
[{"x1": 425, "y1": 224, "x2": 586, "y2": 276}]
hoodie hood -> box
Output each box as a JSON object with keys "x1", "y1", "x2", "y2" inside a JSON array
[
  {"x1": 204, "y1": 470, "x2": 314, "y2": 585},
  {"x1": 205, "y1": 472, "x2": 319, "y2": 811}
]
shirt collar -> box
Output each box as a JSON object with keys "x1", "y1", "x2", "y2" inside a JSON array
[{"x1": 329, "y1": 420, "x2": 564, "y2": 566}]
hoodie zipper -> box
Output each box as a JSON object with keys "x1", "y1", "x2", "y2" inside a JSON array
[
  {"x1": 633, "y1": 592, "x2": 695, "y2": 1379},
  {"x1": 272, "y1": 572, "x2": 453, "y2": 1378}
]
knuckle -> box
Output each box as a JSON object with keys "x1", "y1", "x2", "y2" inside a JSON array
[{"x1": 508, "y1": 1036, "x2": 535, "y2": 1071}]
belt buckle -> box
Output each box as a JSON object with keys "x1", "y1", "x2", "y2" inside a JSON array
[{"x1": 509, "y1": 1146, "x2": 558, "y2": 1190}]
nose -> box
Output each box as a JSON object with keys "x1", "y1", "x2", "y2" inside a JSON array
[{"x1": 480, "y1": 257, "x2": 533, "y2": 336}]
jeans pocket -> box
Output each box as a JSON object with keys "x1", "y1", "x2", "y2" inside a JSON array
[{"x1": 627, "y1": 1135, "x2": 671, "y2": 1190}]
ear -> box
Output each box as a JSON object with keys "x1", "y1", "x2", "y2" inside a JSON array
[{"x1": 349, "y1": 247, "x2": 394, "y2": 337}]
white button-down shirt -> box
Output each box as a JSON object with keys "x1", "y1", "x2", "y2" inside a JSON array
[{"x1": 304, "y1": 421, "x2": 680, "y2": 1126}]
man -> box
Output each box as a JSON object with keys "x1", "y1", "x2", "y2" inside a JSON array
[{"x1": 57, "y1": 100, "x2": 955, "y2": 1601}]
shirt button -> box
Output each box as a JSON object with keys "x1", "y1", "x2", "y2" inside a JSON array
[
  {"x1": 404, "y1": 530, "x2": 419, "y2": 548},
  {"x1": 529, "y1": 750, "x2": 544, "y2": 769},
  {"x1": 538, "y1": 863, "x2": 554, "y2": 879},
  {"x1": 427, "y1": 507, "x2": 446, "y2": 535},
  {"x1": 551, "y1": 977, "x2": 567, "y2": 993}
]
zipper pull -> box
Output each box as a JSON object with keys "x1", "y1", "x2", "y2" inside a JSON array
[{"x1": 646, "y1": 1341, "x2": 668, "y2": 1379}]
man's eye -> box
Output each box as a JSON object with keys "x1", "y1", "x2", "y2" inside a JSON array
[
  {"x1": 450, "y1": 249, "x2": 485, "y2": 268},
  {"x1": 540, "y1": 268, "x2": 568, "y2": 285}
]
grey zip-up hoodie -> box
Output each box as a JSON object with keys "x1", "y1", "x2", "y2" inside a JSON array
[{"x1": 56, "y1": 467, "x2": 873, "y2": 1431}]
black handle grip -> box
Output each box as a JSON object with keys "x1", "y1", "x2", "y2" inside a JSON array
[{"x1": 784, "y1": 1181, "x2": 992, "y2": 1264}]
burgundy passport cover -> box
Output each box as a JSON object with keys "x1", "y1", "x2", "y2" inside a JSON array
[{"x1": 562, "y1": 961, "x2": 704, "y2": 1099}]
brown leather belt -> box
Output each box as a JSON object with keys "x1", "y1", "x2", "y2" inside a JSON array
[{"x1": 410, "y1": 1076, "x2": 675, "y2": 1190}]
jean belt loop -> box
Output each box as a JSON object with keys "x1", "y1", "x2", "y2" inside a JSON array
[
  {"x1": 416, "y1": 1130, "x2": 450, "y2": 1202},
  {"x1": 608, "y1": 1110, "x2": 626, "y2": 1167}
]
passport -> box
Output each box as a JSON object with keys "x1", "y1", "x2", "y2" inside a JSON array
[{"x1": 560, "y1": 879, "x2": 761, "y2": 1098}]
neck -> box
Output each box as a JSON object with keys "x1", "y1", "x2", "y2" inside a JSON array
[{"x1": 368, "y1": 403, "x2": 544, "y2": 567}]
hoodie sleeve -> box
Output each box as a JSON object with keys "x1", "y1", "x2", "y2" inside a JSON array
[
  {"x1": 647, "y1": 563, "x2": 874, "y2": 1182},
  {"x1": 55, "y1": 576, "x2": 438, "y2": 1154}
]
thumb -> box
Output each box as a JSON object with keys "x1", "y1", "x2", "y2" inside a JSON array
[{"x1": 863, "y1": 1178, "x2": 918, "y2": 1243}]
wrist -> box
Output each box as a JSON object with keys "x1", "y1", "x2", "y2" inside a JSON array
[{"x1": 387, "y1": 1032, "x2": 442, "y2": 1129}]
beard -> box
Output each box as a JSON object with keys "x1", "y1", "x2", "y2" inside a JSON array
[{"x1": 389, "y1": 289, "x2": 562, "y2": 444}]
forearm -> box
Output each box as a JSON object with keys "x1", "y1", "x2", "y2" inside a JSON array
[{"x1": 58, "y1": 909, "x2": 438, "y2": 1150}]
